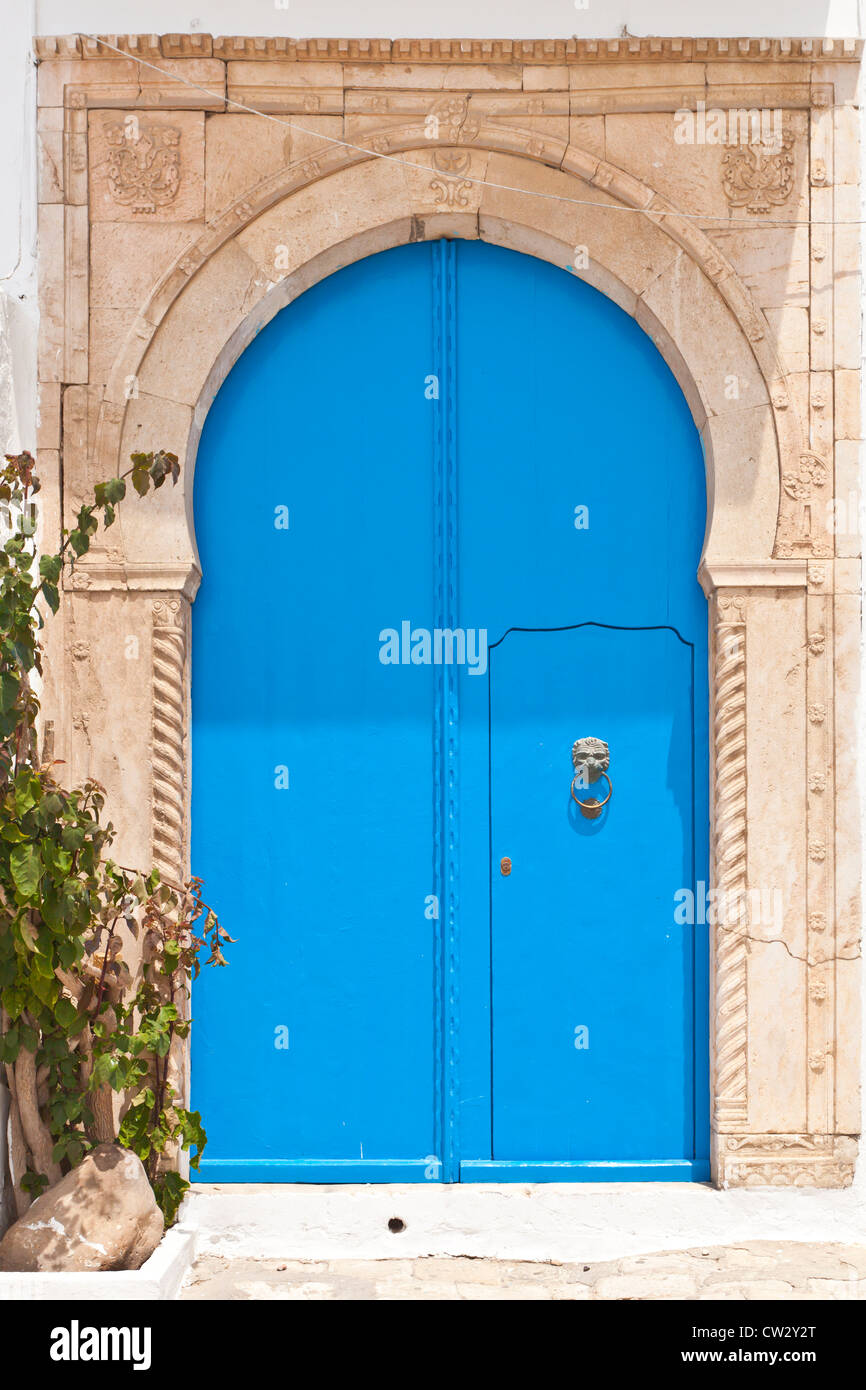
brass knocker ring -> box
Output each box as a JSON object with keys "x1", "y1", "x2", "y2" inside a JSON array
[{"x1": 571, "y1": 771, "x2": 612, "y2": 820}]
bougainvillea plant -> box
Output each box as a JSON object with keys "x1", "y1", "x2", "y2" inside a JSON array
[{"x1": 0, "y1": 450, "x2": 231, "y2": 1225}]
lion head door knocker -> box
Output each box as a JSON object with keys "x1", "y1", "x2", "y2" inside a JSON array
[{"x1": 571, "y1": 736, "x2": 612, "y2": 821}]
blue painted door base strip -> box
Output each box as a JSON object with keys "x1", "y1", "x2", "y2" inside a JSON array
[
  {"x1": 197, "y1": 1158, "x2": 709, "y2": 1184},
  {"x1": 460, "y1": 1160, "x2": 711, "y2": 1183}
]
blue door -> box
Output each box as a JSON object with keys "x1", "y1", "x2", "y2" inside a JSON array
[{"x1": 192, "y1": 239, "x2": 709, "y2": 1183}]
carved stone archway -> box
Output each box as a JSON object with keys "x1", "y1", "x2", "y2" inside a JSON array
[{"x1": 36, "y1": 35, "x2": 861, "y2": 1187}]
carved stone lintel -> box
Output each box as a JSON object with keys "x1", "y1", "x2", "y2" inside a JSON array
[{"x1": 151, "y1": 598, "x2": 187, "y2": 885}]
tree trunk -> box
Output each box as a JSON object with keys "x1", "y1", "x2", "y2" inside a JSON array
[
  {"x1": 4, "y1": 1065, "x2": 31, "y2": 1217},
  {"x1": 13, "y1": 1043, "x2": 62, "y2": 1187}
]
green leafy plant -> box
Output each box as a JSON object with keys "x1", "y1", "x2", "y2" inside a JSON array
[{"x1": 0, "y1": 450, "x2": 231, "y2": 1226}]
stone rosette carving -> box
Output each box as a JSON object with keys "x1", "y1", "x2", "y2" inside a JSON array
[
  {"x1": 721, "y1": 131, "x2": 795, "y2": 214},
  {"x1": 105, "y1": 121, "x2": 181, "y2": 214}
]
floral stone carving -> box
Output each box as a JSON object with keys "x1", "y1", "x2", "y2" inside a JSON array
[{"x1": 105, "y1": 122, "x2": 182, "y2": 214}]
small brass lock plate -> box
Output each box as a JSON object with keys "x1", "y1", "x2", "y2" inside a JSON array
[{"x1": 500, "y1": 857, "x2": 512, "y2": 876}]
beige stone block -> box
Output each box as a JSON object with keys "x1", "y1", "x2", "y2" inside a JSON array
[
  {"x1": 206, "y1": 114, "x2": 344, "y2": 221},
  {"x1": 402, "y1": 148, "x2": 490, "y2": 218},
  {"x1": 523, "y1": 66, "x2": 568, "y2": 91},
  {"x1": 706, "y1": 83, "x2": 812, "y2": 111},
  {"x1": 344, "y1": 63, "x2": 522, "y2": 90},
  {"x1": 37, "y1": 105, "x2": 65, "y2": 132},
  {"x1": 480, "y1": 114, "x2": 570, "y2": 143},
  {"x1": 37, "y1": 382, "x2": 61, "y2": 450},
  {"x1": 137, "y1": 239, "x2": 262, "y2": 408},
  {"x1": 570, "y1": 62, "x2": 706, "y2": 90},
  {"x1": 572, "y1": 87, "x2": 706, "y2": 117},
  {"x1": 611, "y1": 111, "x2": 734, "y2": 221},
  {"x1": 832, "y1": 440, "x2": 861, "y2": 558},
  {"x1": 65, "y1": 203, "x2": 89, "y2": 384},
  {"x1": 480, "y1": 152, "x2": 679, "y2": 303},
  {"x1": 698, "y1": 405, "x2": 780, "y2": 565},
  {"x1": 227, "y1": 60, "x2": 343, "y2": 89},
  {"x1": 60, "y1": 592, "x2": 157, "y2": 868},
  {"x1": 470, "y1": 92, "x2": 569, "y2": 119},
  {"x1": 699, "y1": 1279, "x2": 799, "y2": 1299},
  {"x1": 743, "y1": 590, "x2": 808, "y2": 1134},
  {"x1": 37, "y1": 58, "x2": 138, "y2": 107},
  {"x1": 343, "y1": 90, "x2": 430, "y2": 117},
  {"x1": 833, "y1": 104, "x2": 861, "y2": 185},
  {"x1": 811, "y1": 65, "x2": 859, "y2": 102},
  {"x1": 833, "y1": 559, "x2": 861, "y2": 595},
  {"x1": 592, "y1": 1273, "x2": 697, "y2": 1299},
  {"x1": 35, "y1": 447, "x2": 61, "y2": 553},
  {"x1": 745, "y1": 591, "x2": 808, "y2": 924},
  {"x1": 455, "y1": 1284, "x2": 553, "y2": 1300},
  {"x1": 89, "y1": 308, "x2": 142, "y2": 386},
  {"x1": 88, "y1": 110, "x2": 205, "y2": 222},
  {"x1": 835, "y1": 371, "x2": 861, "y2": 441},
  {"x1": 38, "y1": 127, "x2": 65, "y2": 203},
  {"x1": 834, "y1": 272, "x2": 862, "y2": 371},
  {"x1": 833, "y1": 595, "x2": 862, "y2": 1086},
  {"x1": 708, "y1": 227, "x2": 810, "y2": 309},
  {"x1": 343, "y1": 113, "x2": 425, "y2": 147},
  {"x1": 37, "y1": 203, "x2": 64, "y2": 383},
  {"x1": 835, "y1": 221, "x2": 860, "y2": 284},
  {"x1": 90, "y1": 222, "x2": 204, "y2": 309},
  {"x1": 638, "y1": 252, "x2": 768, "y2": 419},
  {"x1": 835, "y1": 958, "x2": 861, "y2": 1134},
  {"x1": 568, "y1": 115, "x2": 605, "y2": 159},
  {"x1": 834, "y1": 183, "x2": 861, "y2": 234},
  {"x1": 62, "y1": 384, "x2": 110, "y2": 502},
  {"x1": 236, "y1": 158, "x2": 411, "y2": 284},
  {"x1": 747, "y1": 948, "x2": 808, "y2": 1133},
  {"x1": 705, "y1": 62, "x2": 812, "y2": 85},
  {"x1": 762, "y1": 307, "x2": 809, "y2": 374},
  {"x1": 137, "y1": 58, "x2": 225, "y2": 108},
  {"x1": 227, "y1": 61, "x2": 343, "y2": 114}
]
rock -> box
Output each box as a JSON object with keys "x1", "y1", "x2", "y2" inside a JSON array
[{"x1": 0, "y1": 1144, "x2": 164, "y2": 1272}]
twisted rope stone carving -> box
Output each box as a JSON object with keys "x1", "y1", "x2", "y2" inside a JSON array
[
  {"x1": 151, "y1": 599, "x2": 186, "y2": 884},
  {"x1": 713, "y1": 596, "x2": 749, "y2": 1127}
]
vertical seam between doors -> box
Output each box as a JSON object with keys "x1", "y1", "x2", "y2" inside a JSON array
[{"x1": 432, "y1": 239, "x2": 460, "y2": 1181}]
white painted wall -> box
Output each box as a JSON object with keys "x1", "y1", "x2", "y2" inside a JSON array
[{"x1": 0, "y1": 1, "x2": 863, "y2": 1234}]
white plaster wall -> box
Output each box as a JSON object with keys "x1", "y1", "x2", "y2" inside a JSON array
[{"x1": 0, "y1": 0, "x2": 863, "y2": 1237}]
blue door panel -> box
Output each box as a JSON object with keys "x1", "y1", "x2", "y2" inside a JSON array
[
  {"x1": 489, "y1": 624, "x2": 696, "y2": 1162},
  {"x1": 191, "y1": 239, "x2": 709, "y2": 1182},
  {"x1": 192, "y1": 245, "x2": 438, "y2": 1178}
]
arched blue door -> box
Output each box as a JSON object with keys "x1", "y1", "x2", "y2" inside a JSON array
[{"x1": 191, "y1": 240, "x2": 709, "y2": 1183}]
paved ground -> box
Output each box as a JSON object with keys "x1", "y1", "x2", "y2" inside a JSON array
[{"x1": 181, "y1": 1242, "x2": 866, "y2": 1300}]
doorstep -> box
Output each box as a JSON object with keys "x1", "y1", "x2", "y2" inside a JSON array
[
  {"x1": 0, "y1": 1222, "x2": 196, "y2": 1301},
  {"x1": 184, "y1": 1181, "x2": 866, "y2": 1265}
]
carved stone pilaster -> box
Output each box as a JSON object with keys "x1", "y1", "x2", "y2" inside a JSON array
[
  {"x1": 151, "y1": 598, "x2": 187, "y2": 884},
  {"x1": 712, "y1": 595, "x2": 749, "y2": 1129}
]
